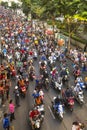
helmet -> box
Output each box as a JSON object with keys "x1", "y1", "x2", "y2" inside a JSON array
[
  {"x1": 15, "y1": 86, "x2": 18, "y2": 89},
  {"x1": 33, "y1": 90, "x2": 37, "y2": 94},
  {"x1": 76, "y1": 83, "x2": 80, "y2": 86},
  {"x1": 39, "y1": 90, "x2": 44, "y2": 96}
]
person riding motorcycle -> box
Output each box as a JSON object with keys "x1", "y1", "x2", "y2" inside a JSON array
[
  {"x1": 53, "y1": 96, "x2": 63, "y2": 113},
  {"x1": 72, "y1": 121, "x2": 85, "y2": 130},
  {"x1": 60, "y1": 68, "x2": 68, "y2": 78},
  {"x1": 29, "y1": 107, "x2": 40, "y2": 129},
  {"x1": 75, "y1": 76, "x2": 82, "y2": 83},
  {"x1": 74, "y1": 84, "x2": 82, "y2": 96},
  {"x1": 18, "y1": 78, "x2": 25, "y2": 87},
  {"x1": 28, "y1": 65, "x2": 35, "y2": 73},
  {"x1": 35, "y1": 96, "x2": 42, "y2": 106},
  {"x1": 43, "y1": 71, "x2": 49, "y2": 79},
  {"x1": 64, "y1": 87, "x2": 73, "y2": 99},
  {"x1": 54, "y1": 96, "x2": 62, "y2": 105}
]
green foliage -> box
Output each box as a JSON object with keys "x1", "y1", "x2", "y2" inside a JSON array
[
  {"x1": 62, "y1": 31, "x2": 86, "y2": 44},
  {"x1": 21, "y1": 0, "x2": 31, "y2": 16},
  {"x1": 10, "y1": 2, "x2": 18, "y2": 10},
  {"x1": 1, "y1": 1, "x2": 8, "y2": 8}
]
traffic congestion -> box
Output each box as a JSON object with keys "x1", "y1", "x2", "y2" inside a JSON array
[{"x1": 0, "y1": 6, "x2": 87, "y2": 130}]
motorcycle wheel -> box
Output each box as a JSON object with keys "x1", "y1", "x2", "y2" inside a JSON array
[
  {"x1": 70, "y1": 108, "x2": 73, "y2": 112},
  {"x1": 59, "y1": 116, "x2": 63, "y2": 121}
]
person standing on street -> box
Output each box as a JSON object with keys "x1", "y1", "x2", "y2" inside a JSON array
[
  {"x1": 3, "y1": 113, "x2": 10, "y2": 130},
  {"x1": 9, "y1": 99, "x2": 15, "y2": 122}
]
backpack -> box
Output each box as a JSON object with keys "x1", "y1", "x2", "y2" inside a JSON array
[{"x1": 3, "y1": 117, "x2": 10, "y2": 128}]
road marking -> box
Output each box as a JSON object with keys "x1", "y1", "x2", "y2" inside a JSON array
[
  {"x1": 48, "y1": 106, "x2": 55, "y2": 119},
  {"x1": 0, "y1": 110, "x2": 3, "y2": 122}
]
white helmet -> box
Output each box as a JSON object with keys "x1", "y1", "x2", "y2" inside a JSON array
[
  {"x1": 39, "y1": 90, "x2": 44, "y2": 96},
  {"x1": 15, "y1": 86, "x2": 18, "y2": 89}
]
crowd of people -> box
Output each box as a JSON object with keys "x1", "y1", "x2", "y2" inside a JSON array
[{"x1": 0, "y1": 5, "x2": 87, "y2": 130}]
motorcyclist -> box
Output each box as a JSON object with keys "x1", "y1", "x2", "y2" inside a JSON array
[
  {"x1": 39, "y1": 60, "x2": 47, "y2": 68},
  {"x1": 29, "y1": 107, "x2": 40, "y2": 129},
  {"x1": 28, "y1": 65, "x2": 35, "y2": 73},
  {"x1": 64, "y1": 87, "x2": 73, "y2": 99},
  {"x1": 18, "y1": 78, "x2": 25, "y2": 88},
  {"x1": 74, "y1": 84, "x2": 82, "y2": 96},
  {"x1": 54, "y1": 96, "x2": 62, "y2": 105},
  {"x1": 60, "y1": 68, "x2": 67, "y2": 78},
  {"x1": 53, "y1": 96, "x2": 63, "y2": 111},
  {"x1": 35, "y1": 96, "x2": 42, "y2": 106},
  {"x1": 72, "y1": 121, "x2": 85, "y2": 130},
  {"x1": 75, "y1": 76, "x2": 82, "y2": 83},
  {"x1": 32, "y1": 89, "x2": 39, "y2": 99},
  {"x1": 43, "y1": 70, "x2": 49, "y2": 79},
  {"x1": 40, "y1": 54, "x2": 47, "y2": 61}
]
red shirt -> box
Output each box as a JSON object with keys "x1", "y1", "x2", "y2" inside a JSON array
[
  {"x1": 29, "y1": 51, "x2": 33, "y2": 56},
  {"x1": 29, "y1": 110, "x2": 40, "y2": 119}
]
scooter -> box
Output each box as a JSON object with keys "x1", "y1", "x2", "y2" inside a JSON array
[
  {"x1": 44, "y1": 78, "x2": 49, "y2": 90},
  {"x1": 29, "y1": 105, "x2": 44, "y2": 130},
  {"x1": 55, "y1": 81, "x2": 62, "y2": 91},
  {"x1": 77, "y1": 82, "x2": 85, "y2": 89},
  {"x1": 36, "y1": 105, "x2": 45, "y2": 121},
  {"x1": 64, "y1": 96, "x2": 74, "y2": 112},
  {"x1": 33, "y1": 51, "x2": 38, "y2": 60},
  {"x1": 74, "y1": 90, "x2": 84, "y2": 105},
  {"x1": 67, "y1": 97, "x2": 74, "y2": 112},
  {"x1": 52, "y1": 97, "x2": 64, "y2": 120}
]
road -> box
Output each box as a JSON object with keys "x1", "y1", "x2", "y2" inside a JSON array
[{"x1": 0, "y1": 55, "x2": 87, "y2": 130}]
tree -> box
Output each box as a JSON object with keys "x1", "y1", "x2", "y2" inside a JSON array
[
  {"x1": 1, "y1": 1, "x2": 8, "y2": 8},
  {"x1": 21, "y1": 0, "x2": 31, "y2": 17},
  {"x1": 10, "y1": 2, "x2": 19, "y2": 11}
]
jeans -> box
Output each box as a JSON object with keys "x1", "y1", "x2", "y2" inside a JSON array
[
  {"x1": 10, "y1": 113, "x2": 15, "y2": 121},
  {"x1": 15, "y1": 96, "x2": 20, "y2": 106},
  {"x1": 4, "y1": 126, "x2": 10, "y2": 130}
]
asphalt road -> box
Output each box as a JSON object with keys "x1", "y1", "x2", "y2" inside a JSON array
[{"x1": 0, "y1": 55, "x2": 87, "y2": 130}]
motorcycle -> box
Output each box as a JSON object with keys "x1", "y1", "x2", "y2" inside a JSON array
[
  {"x1": 44, "y1": 78, "x2": 49, "y2": 90},
  {"x1": 74, "y1": 90, "x2": 84, "y2": 105},
  {"x1": 54, "y1": 80, "x2": 62, "y2": 91},
  {"x1": 48, "y1": 57, "x2": 56, "y2": 70},
  {"x1": 29, "y1": 71, "x2": 35, "y2": 81},
  {"x1": 62, "y1": 75, "x2": 68, "y2": 85},
  {"x1": 52, "y1": 97, "x2": 64, "y2": 120},
  {"x1": 64, "y1": 97, "x2": 74, "y2": 112},
  {"x1": 36, "y1": 105, "x2": 45, "y2": 121},
  {"x1": 33, "y1": 51, "x2": 38, "y2": 60},
  {"x1": 67, "y1": 97, "x2": 74, "y2": 112},
  {"x1": 10, "y1": 69, "x2": 16, "y2": 77},
  {"x1": 29, "y1": 105, "x2": 44, "y2": 130},
  {"x1": 72, "y1": 122, "x2": 85, "y2": 130},
  {"x1": 40, "y1": 66, "x2": 46, "y2": 75}
]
